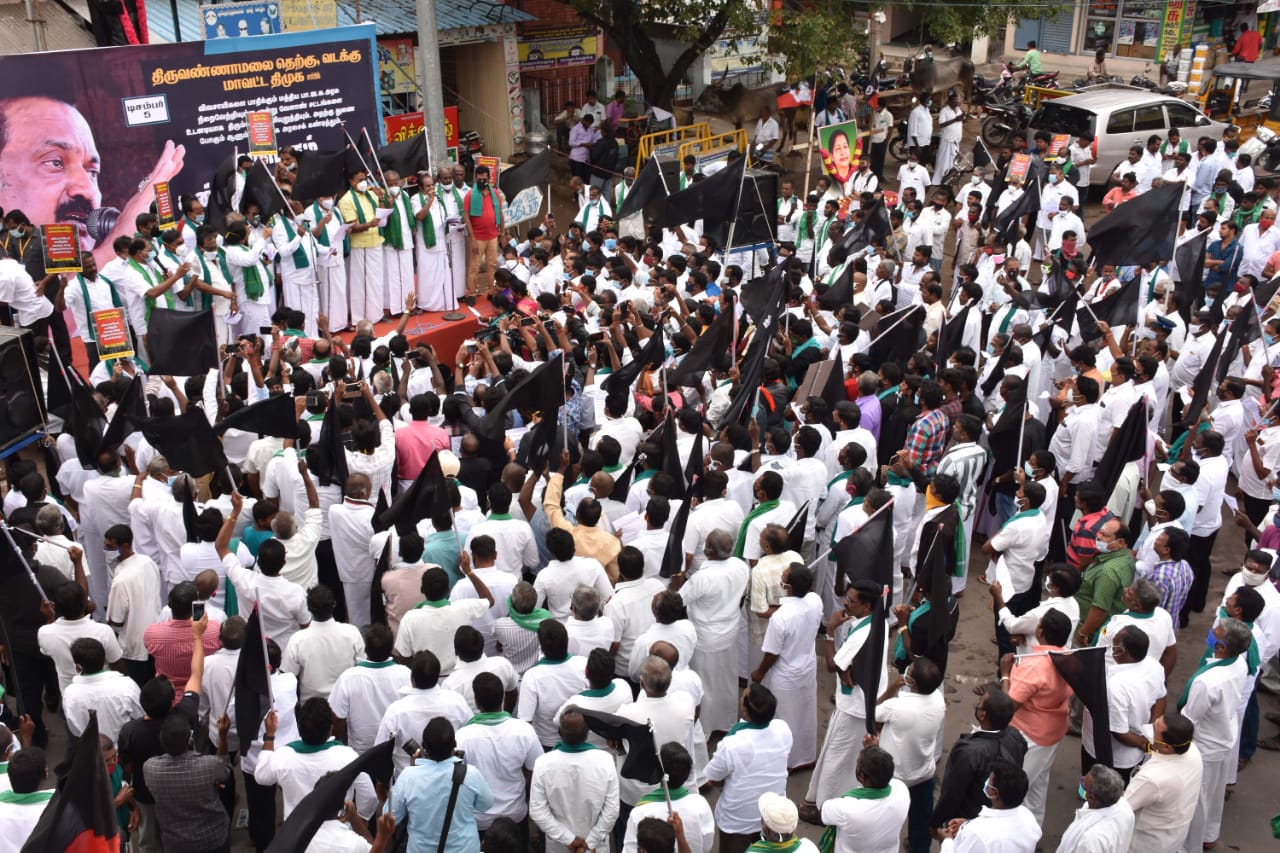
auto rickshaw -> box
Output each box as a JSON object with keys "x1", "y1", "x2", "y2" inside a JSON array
[{"x1": 1199, "y1": 57, "x2": 1280, "y2": 137}]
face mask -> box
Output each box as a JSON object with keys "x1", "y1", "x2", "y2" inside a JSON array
[
  {"x1": 320, "y1": 199, "x2": 334, "y2": 210},
  {"x1": 1272, "y1": 486, "x2": 1280, "y2": 503},
  {"x1": 1203, "y1": 298, "x2": 1215, "y2": 308},
  {"x1": 1143, "y1": 499, "x2": 1157, "y2": 517},
  {"x1": 388, "y1": 186, "x2": 401, "y2": 197},
  {"x1": 1047, "y1": 173, "x2": 1058, "y2": 184},
  {"x1": 604, "y1": 239, "x2": 617, "y2": 250},
  {"x1": 1023, "y1": 461, "x2": 1036, "y2": 477},
  {"x1": 287, "y1": 162, "x2": 297, "y2": 171},
  {"x1": 1191, "y1": 449, "x2": 1203, "y2": 462},
  {"x1": 1267, "y1": 334, "x2": 1277, "y2": 346},
  {"x1": 356, "y1": 180, "x2": 370, "y2": 192},
  {"x1": 204, "y1": 250, "x2": 219, "y2": 261},
  {"x1": 1044, "y1": 578, "x2": 1055, "y2": 595},
  {"x1": 1097, "y1": 538, "x2": 1115, "y2": 553},
  {"x1": 296, "y1": 216, "x2": 308, "y2": 229},
  {"x1": 193, "y1": 215, "x2": 205, "y2": 226},
  {"x1": 971, "y1": 175, "x2": 981, "y2": 185},
  {"x1": 7, "y1": 229, "x2": 21, "y2": 238},
  {"x1": 1242, "y1": 568, "x2": 1270, "y2": 587}
]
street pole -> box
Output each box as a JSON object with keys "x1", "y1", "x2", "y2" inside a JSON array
[
  {"x1": 24, "y1": 0, "x2": 46, "y2": 51},
  {"x1": 416, "y1": 0, "x2": 448, "y2": 173}
]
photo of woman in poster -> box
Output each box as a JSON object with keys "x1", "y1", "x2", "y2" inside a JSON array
[{"x1": 818, "y1": 119, "x2": 862, "y2": 195}]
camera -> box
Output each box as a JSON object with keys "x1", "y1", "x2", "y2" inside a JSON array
[
  {"x1": 402, "y1": 738, "x2": 421, "y2": 757},
  {"x1": 192, "y1": 601, "x2": 205, "y2": 621}
]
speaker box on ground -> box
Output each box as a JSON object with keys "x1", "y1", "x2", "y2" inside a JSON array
[{"x1": 0, "y1": 327, "x2": 46, "y2": 456}]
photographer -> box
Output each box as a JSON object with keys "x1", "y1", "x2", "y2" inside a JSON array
[{"x1": 392, "y1": 717, "x2": 493, "y2": 852}]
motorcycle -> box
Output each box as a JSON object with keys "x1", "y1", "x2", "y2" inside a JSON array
[
  {"x1": 1240, "y1": 125, "x2": 1280, "y2": 172},
  {"x1": 1071, "y1": 74, "x2": 1124, "y2": 89},
  {"x1": 1128, "y1": 63, "x2": 1189, "y2": 96},
  {"x1": 458, "y1": 130, "x2": 484, "y2": 181},
  {"x1": 889, "y1": 117, "x2": 939, "y2": 164},
  {"x1": 749, "y1": 142, "x2": 784, "y2": 174},
  {"x1": 980, "y1": 101, "x2": 1033, "y2": 148},
  {"x1": 973, "y1": 62, "x2": 1021, "y2": 106}
]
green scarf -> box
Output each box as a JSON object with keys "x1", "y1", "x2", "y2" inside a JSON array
[
  {"x1": 818, "y1": 787, "x2": 892, "y2": 853},
  {"x1": 615, "y1": 182, "x2": 628, "y2": 209},
  {"x1": 0, "y1": 790, "x2": 53, "y2": 805},
  {"x1": 1002, "y1": 509, "x2": 1039, "y2": 529},
  {"x1": 467, "y1": 183, "x2": 503, "y2": 230},
  {"x1": 1177, "y1": 655, "x2": 1241, "y2": 710},
  {"x1": 837, "y1": 615, "x2": 874, "y2": 692},
  {"x1": 278, "y1": 215, "x2": 311, "y2": 269},
  {"x1": 233, "y1": 246, "x2": 266, "y2": 300},
  {"x1": 831, "y1": 497, "x2": 865, "y2": 548},
  {"x1": 419, "y1": 196, "x2": 438, "y2": 248},
  {"x1": 465, "y1": 711, "x2": 512, "y2": 726},
  {"x1": 553, "y1": 741, "x2": 596, "y2": 753},
  {"x1": 725, "y1": 720, "x2": 768, "y2": 737},
  {"x1": 536, "y1": 655, "x2": 571, "y2": 666},
  {"x1": 747, "y1": 839, "x2": 801, "y2": 852},
  {"x1": 357, "y1": 659, "x2": 397, "y2": 669},
  {"x1": 507, "y1": 597, "x2": 551, "y2": 631},
  {"x1": 487, "y1": 512, "x2": 513, "y2": 521},
  {"x1": 637, "y1": 786, "x2": 690, "y2": 805},
  {"x1": 827, "y1": 470, "x2": 853, "y2": 490},
  {"x1": 416, "y1": 598, "x2": 450, "y2": 609},
  {"x1": 798, "y1": 210, "x2": 816, "y2": 239},
  {"x1": 76, "y1": 274, "x2": 123, "y2": 342},
  {"x1": 886, "y1": 471, "x2": 914, "y2": 488},
  {"x1": 734, "y1": 499, "x2": 780, "y2": 558},
  {"x1": 894, "y1": 600, "x2": 932, "y2": 664},
  {"x1": 286, "y1": 738, "x2": 343, "y2": 754},
  {"x1": 382, "y1": 193, "x2": 410, "y2": 250},
  {"x1": 576, "y1": 200, "x2": 603, "y2": 230},
  {"x1": 130, "y1": 259, "x2": 172, "y2": 321},
  {"x1": 997, "y1": 302, "x2": 1020, "y2": 336},
  {"x1": 191, "y1": 253, "x2": 225, "y2": 310},
  {"x1": 349, "y1": 189, "x2": 378, "y2": 225},
  {"x1": 580, "y1": 682, "x2": 617, "y2": 698},
  {"x1": 312, "y1": 203, "x2": 334, "y2": 246}
]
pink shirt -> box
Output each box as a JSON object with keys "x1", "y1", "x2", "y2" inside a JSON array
[
  {"x1": 1008, "y1": 644, "x2": 1071, "y2": 746},
  {"x1": 394, "y1": 421, "x2": 449, "y2": 480},
  {"x1": 381, "y1": 565, "x2": 428, "y2": 635},
  {"x1": 142, "y1": 619, "x2": 223, "y2": 701}
]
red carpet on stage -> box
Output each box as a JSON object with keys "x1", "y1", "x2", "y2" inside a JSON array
[{"x1": 67, "y1": 298, "x2": 501, "y2": 378}]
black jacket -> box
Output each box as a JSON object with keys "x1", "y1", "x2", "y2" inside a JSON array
[{"x1": 931, "y1": 727, "x2": 1029, "y2": 827}]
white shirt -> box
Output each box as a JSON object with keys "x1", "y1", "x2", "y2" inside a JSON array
[
  {"x1": 679, "y1": 558, "x2": 750, "y2": 649},
  {"x1": 1083, "y1": 658, "x2": 1166, "y2": 769},
  {"x1": 534, "y1": 557, "x2": 613, "y2": 621},
  {"x1": 1124, "y1": 744, "x2": 1202, "y2": 852},
  {"x1": 875, "y1": 689, "x2": 948, "y2": 784},
  {"x1": 616, "y1": 692, "x2": 698, "y2": 803},
  {"x1": 1049, "y1": 402, "x2": 1103, "y2": 481},
  {"x1": 566, "y1": 616, "x2": 617, "y2": 658},
  {"x1": 622, "y1": 792, "x2": 715, "y2": 853},
  {"x1": 328, "y1": 501, "x2": 377, "y2": 584},
  {"x1": 821, "y1": 777, "x2": 911, "y2": 853},
  {"x1": 0, "y1": 790, "x2": 54, "y2": 853},
  {"x1": 518, "y1": 655, "x2": 589, "y2": 746},
  {"x1": 628, "y1": 620, "x2": 698, "y2": 680},
  {"x1": 988, "y1": 509, "x2": 1049, "y2": 594},
  {"x1": 998, "y1": 595, "x2": 1080, "y2": 655},
  {"x1": 1054, "y1": 800, "x2": 1136, "y2": 853},
  {"x1": 222, "y1": 555, "x2": 311, "y2": 653},
  {"x1": 940, "y1": 805, "x2": 1041, "y2": 853},
  {"x1": 375, "y1": 686, "x2": 473, "y2": 776},
  {"x1": 105, "y1": 553, "x2": 163, "y2": 660},
  {"x1": 762, "y1": 593, "x2": 824, "y2": 685},
  {"x1": 450, "y1": 568, "x2": 516, "y2": 655},
  {"x1": 529, "y1": 746, "x2": 620, "y2": 853},
  {"x1": 704, "y1": 718, "x2": 793, "y2": 834},
  {"x1": 281, "y1": 618, "x2": 365, "y2": 701},
  {"x1": 455, "y1": 715, "x2": 543, "y2": 828},
  {"x1": 328, "y1": 660, "x2": 412, "y2": 753},
  {"x1": 253, "y1": 739, "x2": 377, "y2": 820},
  {"x1": 393, "y1": 598, "x2": 491, "y2": 674},
  {"x1": 682, "y1": 499, "x2": 746, "y2": 571},
  {"x1": 443, "y1": 655, "x2": 519, "y2": 712},
  {"x1": 465, "y1": 516, "x2": 540, "y2": 577},
  {"x1": 604, "y1": 577, "x2": 665, "y2": 676},
  {"x1": 62, "y1": 669, "x2": 142, "y2": 742},
  {"x1": 1181, "y1": 653, "x2": 1249, "y2": 760},
  {"x1": 1191, "y1": 454, "x2": 1229, "y2": 536},
  {"x1": 38, "y1": 616, "x2": 122, "y2": 693},
  {"x1": 1096, "y1": 609, "x2": 1176, "y2": 668}
]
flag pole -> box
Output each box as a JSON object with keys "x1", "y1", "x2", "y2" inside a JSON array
[
  {"x1": 652, "y1": 154, "x2": 671, "y2": 196},
  {"x1": 258, "y1": 604, "x2": 274, "y2": 705},
  {"x1": 0, "y1": 521, "x2": 50, "y2": 602},
  {"x1": 808, "y1": 496, "x2": 895, "y2": 568},
  {"x1": 5, "y1": 526, "x2": 73, "y2": 551},
  {"x1": 867, "y1": 305, "x2": 924, "y2": 347},
  {"x1": 361, "y1": 127, "x2": 390, "y2": 188},
  {"x1": 1016, "y1": 399, "x2": 1028, "y2": 465},
  {"x1": 723, "y1": 152, "x2": 752, "y2": 270},
  {"x1": 341, "y1": 124, "x2": 379, "y2": 187}
]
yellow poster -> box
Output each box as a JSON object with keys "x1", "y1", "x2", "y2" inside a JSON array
[
  {"x1": 280, "y1": 0, "x2": 336, "y2": 31},
  {"x1": 378, "y1": 38, "x2": 416, "y2": 95}
]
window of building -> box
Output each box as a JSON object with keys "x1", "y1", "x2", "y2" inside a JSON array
[{"x1": 1084, "y1": 0, "x2": 1162, "y2": 60}]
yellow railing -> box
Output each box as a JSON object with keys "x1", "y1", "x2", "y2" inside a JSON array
[
  {"x1": 677, "y1": 129, "x2": 749, "y2": 167},
  {"x1": 636, "y1": 123, "x2": 711, "y2": 171},
  {"x1": 1023, "y1": 84, "x2": 1073, "y2": 108}
]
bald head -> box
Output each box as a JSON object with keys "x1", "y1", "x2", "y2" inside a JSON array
[
  {"x1": 589, "y1": 472, "x2": 614, "y2": 499},
  {"x1": 705, "y1": 529, "x2": 733, "y2": 561},
  {"x1": 194, "y1": 570, "x2": 219, "y2": 600},
  {"x1": 649, "y1": 640, "x2": 679, "y2": 669},
  {"x1": 346, "y1": 473, "x2": 372, "y2": 499},
  {"x1": 501, "y1": 463, "x2": 527, "y2": 492}
]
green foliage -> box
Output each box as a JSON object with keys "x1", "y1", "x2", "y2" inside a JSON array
[
  {"x1": 903, "y1": 0, "x2": 1064, "y2": 46},
  {"x1": 767, "y1": 0, "x2": 866, "y2": 82}
]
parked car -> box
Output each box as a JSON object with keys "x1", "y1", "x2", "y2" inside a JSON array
[{"x1": 1027, "y1": 88, "x2": 1228, "y2": 185}]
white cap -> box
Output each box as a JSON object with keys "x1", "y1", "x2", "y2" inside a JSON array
[
  {"x1": 757, "y1": 792, "x2": 798, "y2": 835},
  {"x1": 438, "y1": 449, "x2": 461, "y2": 478}
]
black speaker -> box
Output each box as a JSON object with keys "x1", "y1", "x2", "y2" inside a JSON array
[{"x1": 0, "y1": 327, "x2": 46, "y2": 455}]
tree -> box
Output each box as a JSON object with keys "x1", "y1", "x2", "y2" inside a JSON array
[
  {"x1": 767, "y1": 0, "x2": 865, "y2": 84},
  {"x1": 899, "y1": 0, "x2": 1063, "y2": 48},
  {"x1": 564, "y1": 0, "x2": 764, "y2": 110}
]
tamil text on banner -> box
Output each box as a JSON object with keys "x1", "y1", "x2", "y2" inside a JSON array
[
  {"x1": 1009, "y1": 153, "x2": 1032, "y2": 182},
  {"x1": 280, "y1": 0, "x2": 337, "y2": 31},
  {"x1": 41, "y1": 225, "x2": 81, "y2": 274},
  {"x1": 93, "y1": 308, "x2": 135, "y2": 361},
  {"x1": 155, "y1": 181, "x2": 176, "y2": 229},
  {"x1": 444, "y1": 105, "x2": 459, "y2": 164},
  {"x1": 384, "y1": 112, "x2": 424, "y2": 143},
  {"x1": 246, "y1": 110, "x2": 277, "y2": 157},
  {"x1": 518, "y1": 25, "x2": 598, "y2": 70},
  {"x1": 378, "y1": 38, "x2": 416, "y2": 95},
  {"x1": 475, "y1": 155, "x2": 501, "y2": 180},
  {"x1": 0, "y1": 25, "x2": 381, "y2": 273},
  {"x1": 200, "y1": 2, "x2": 281, "y2": 39},
  {"x1": 1049, "y1": 134, "x2": 1070, "y2": 158}
]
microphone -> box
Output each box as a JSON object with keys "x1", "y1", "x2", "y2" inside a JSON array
[{"x1": 85, "y1": 207, "x2": 120, "y2": 243}]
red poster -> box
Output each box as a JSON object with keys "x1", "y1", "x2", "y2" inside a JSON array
[
  {"x1": 384, "y1": 111, "x2": 424, "y2": 142},
  {"x1": 1049, "y1": 134, "x2": 1070, "y2": 157},
  {"x1": 245, "y1": 110, "x2": 277, "y2": 157},
  {"x1": 41, "y1": 224, "x2": 81, "y2": 274},
  {"x1": 1008, "y1": 153, "x2": 1032, "y2": 182},
  {"x1": 444, "y1": 105, "x2": 459, "y2": 149},
  {"x1": 92, "y1": 307, "x2": 134, "y2": 360},
  {"x1": 155, "y1": 181, "x2": 176, "y2": 230}
]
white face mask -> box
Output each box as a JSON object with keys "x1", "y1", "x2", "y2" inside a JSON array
[
  {"x1": 1143, "y1": 499, "x2": 1157, "y2": 516},
  {"x1": 1242, "y1": 568, "x2": 1270, "y2": 587},
  {"x1": 388, "y1": 186, "x2": 401, "y2": 197},
  {"x1": 320, "y1": 199, "x2": 334, "y2": 210},
  {"x1": 356, "y1": 180, "x2": 370, "y2": 193}
]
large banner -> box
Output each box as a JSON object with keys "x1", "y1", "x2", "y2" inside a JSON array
[
  {"x1": 200, "y1": 2, "x2": 282, "y2": 39},
  {"x1": 518, "y1": 25, "x2": 598, "y2": 70},
  {"x1": 0, "y1": 25, "x2": 380, "y2": 269}
]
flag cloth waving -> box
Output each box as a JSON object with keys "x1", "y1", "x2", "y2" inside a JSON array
[{"x1": 20, "y1": 711, "x2": 118, "y2": 853}]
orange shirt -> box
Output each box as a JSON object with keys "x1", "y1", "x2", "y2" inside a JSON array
[{"x1": 1008, "y1": 644, "x2": 1071, "y2": 746}]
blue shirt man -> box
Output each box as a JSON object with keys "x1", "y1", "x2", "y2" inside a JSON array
[{"x1": 392, "y1": 718, "x2": 494, "y2": 853}]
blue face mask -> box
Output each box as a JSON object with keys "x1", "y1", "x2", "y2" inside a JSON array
[
  {"x1": 1272, "y1": 486, "x2": 1280, "y2": 504},
  {"x1": 604, "y1": 239, "x2": 617, "y2": 250},
  {"x1": 1023, "y1": 461, "x2": 1035, "y2": 477},
  {"x1": 193, "y1": 215, "x2": 205, "y2": 226},
  {"x1": 1047, "y1": 173, "x2": 1058, "y2": 185},
  {"x1": 1267, "y1": 334, "x2": 1277, "y2": 346}
]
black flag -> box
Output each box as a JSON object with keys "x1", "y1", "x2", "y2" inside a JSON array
[
  {"x1": 988, "y1": 379, "x2": 1028, "y2": 481},
  {"x1": 98, "y1": 373, "x2": 145, "y2": 455},
  {"x1": 1087, "y1": 181, "x2": 1183, "y2": 267},
  {"x1": 19, "y1": 711, "x2": 119, "y2": 853},
  {"x1": 1077, "y1": 276, "x2": 1140, "y2": 342},
  {"x1": 378, "y1": 450, "x2": 447, "y2": 535},
  {"x1": 480, "y1": 353, "x2": 565, "y2": 440},
  {"x1": 264, "y1": 741, "x2": 396, "y2": 853},
  {"x1": 834, "y1": 504, "x2": 895, "y2": 599},
  {"x1": 307, "y1": 398, "x2": 349, "y2": 489},
  {"x1": 850, "y1": 594, "x2": 887, "y2": 733},
  {"x1": 70, "y1": 378, "x2": 107, "y2": 468},
  {"x1": 817, "y1": 263, "x2": 854, "y2": 310},
  {"x1": 936, "y1": 303, "x2": 973, "y2": 370},
  {"x1": 868, "y1": 305, "x2": 924, "y2": 368},
  {"x1": 841, "y1": 197, "x2": 892, "y2": 256},
  {"x1": 1091, "y1": 400, "x2": 1147, "y2": 502},
  {"x1": 1217, "y1": 296, "x2": 1261, "y2": 383},
  {"x1": 1178, "y1": 330, "x2": 1225, "y2": 432},
  {"x1": 1050, "y1": 646, "x2": 1112, "y2": 767},
  {"x1": 146, "y1": 308, "x2": 219, "y2": 377},
  {"x1": 660, "y1": 413, "x2": 686, "y2": 500},
  {"x1": 240, "y1": 160, "x2": 288, "y2": 220},
  {"x1": 739, "y1": 265, "x2": 786, "y2": 325},
  {"x1": 1173, "y1": 228, "x2": 1210, "y2": 323},
  {"x1": 785, "y1": 501, "x2": 808, "y2": 553},
  {"x1": 376, "y1": 133, "x2": 428, "y2": 182},
  {"x1": 134, "y1": 409, "x2": 227, "y2": 477},
  {"x1": 614, "y1": 158, "x2": 667, "y2": 221},
  {"x1": 203, "y1": 152, "x2": 238, "y2": 234},
  {"x1": 576, "y1": 709, "x2": 662, "y2": 784},
  {"x1": 667, "y1": 306, "x2": 735, "y2": 387},
  {"x1": 291, "y1": 148, "x2": 352, "y2": 201},
  {"x1": 659, "y1": 494, "x2": 691, "y2": 579},
  {"x1": 214, "y1": 393, "x2": 298, "y2": 439},
  {"x1": 603, "y1": 328, "x2": 663, "y2": 396},
  {"x1": 234, "y1": 607, "x2": 272, "y2": 749},
  {"x1": 656, "y1": 154, "x2": 747, "y2": 228},
  {"x1": 499, "y1": 149, "x2": 551, "y2": 199}
]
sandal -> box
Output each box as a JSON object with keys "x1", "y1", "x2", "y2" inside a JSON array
[{"x1": 1256, "y1": 736, "x2": 1280, "y2": 751}]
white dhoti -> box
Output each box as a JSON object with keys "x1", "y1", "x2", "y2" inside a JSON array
[
  {"x1": 815, "y1": 547, "x2": 838, "y2": 621},
  {"x1": 932, "y1": 138, "x2": 959, "y2": 184},
  {"x1": 1187, "y1": 753, "x2": 1231, "y2": 848},
  {"x1": 347, "y1": 246, "x2": 385, "y2": 326},
  {"x1": 383, "y1": 245, "x2": 413, "y2": 313},
  {"x1": 691, "y1": 642, "x2": 739, "y2": 735},
  {"x1": 765, "y1": 667, "x2": 817, "y2": 768},
  {"x1": 317, "y1": 260, "x2": 349, "y2": 331},
  {"x1": 343, "y1": 580, "x2": 372, "y2": 630},
  {"x1": 445, "y1": 231, "x2": 467, "y2": 300},
  {"x1": 1020, "y1": 737, "x2": 1060, "y2": 825},
  {"x1": 236, "y1": 301, "x2": 271, "y2": 341},
  {"x1": 213, "y1": 302, "x2": 233, "y2": 348},
  {"x1": 805, "y1": 709, "x2": 864, "y2": 805},
  {"x1": 281, "y1": 267, "x2": 319, "y2": 336},
  {"x1": 416, "y1": 246, "x2": 454, "y2": 312}
]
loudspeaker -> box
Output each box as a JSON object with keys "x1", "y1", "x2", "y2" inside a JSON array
[{"x1": 0, "y1": 327, "x2": 46, "y2": 455}]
